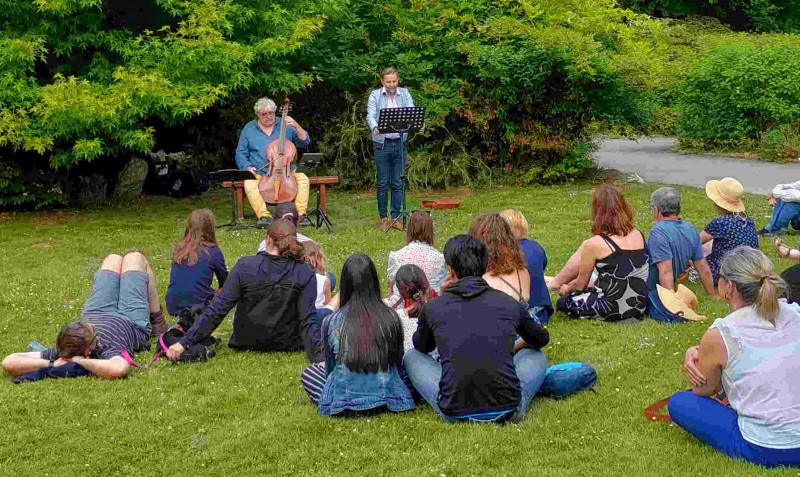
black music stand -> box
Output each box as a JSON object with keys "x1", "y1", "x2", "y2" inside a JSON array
[
  {"x1": 209, "y1": 169, "x2": 257, "y2": 229},
  {"x1": 377, "y1": 106, "x2": 425, "y2": 232},
  {"x1": 299, "y1": 153, "x2": 335, "y2": 232}
]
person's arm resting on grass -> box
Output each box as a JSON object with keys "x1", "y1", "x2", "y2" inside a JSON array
[{"x1": 683, "y1": 328, "x2": 726, "y2": 396}]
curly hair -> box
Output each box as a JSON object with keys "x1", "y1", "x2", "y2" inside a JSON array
[
  {"x1": 469, "y1": 213, "x2": 525, "y2": 275},
  {"x1": 591, "y1": 184, "x2": 635, "y2": 236}
]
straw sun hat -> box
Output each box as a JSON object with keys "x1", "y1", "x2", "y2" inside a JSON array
[
  {"x1": 656, "y1": 284, "x2": 706, "y2": 321},
  {"x1": 705, "y1": 177, "x2": 745, "y2": 213}
]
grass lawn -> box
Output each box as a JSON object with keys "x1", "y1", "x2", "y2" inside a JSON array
[{"x1": 0, "y1": 181, "x2": 796, "y2": 476}]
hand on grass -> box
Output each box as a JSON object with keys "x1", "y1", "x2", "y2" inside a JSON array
[
  {"x1": 683, "y1": 346, "x2": 706, "y2": 387},
  {"x1": 167, "y1": 343, "x2": 185, "y2": 362}
]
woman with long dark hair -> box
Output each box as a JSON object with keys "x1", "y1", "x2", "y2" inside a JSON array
[
  {"x1": 387, "y1": 264, "x2": 435, "y2": 352},
  {"x1": 300, "y1": 253, "x2": 415, "y2": 416}
]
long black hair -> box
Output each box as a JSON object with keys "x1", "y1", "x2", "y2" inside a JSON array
[
  {"x1": 392, "y1": 264, "x2": 431, "y2": 318},
  {"x1": 333, "y1": 253, "x2": 403, "y2": 373}
]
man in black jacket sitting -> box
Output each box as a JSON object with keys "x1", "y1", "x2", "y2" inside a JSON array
[
  {"x1": 166, "y1": 219, "x2": 319, "y2": 362},
  {"x1": 403, "y1": 234, "x2": 549, "y2": 423}
]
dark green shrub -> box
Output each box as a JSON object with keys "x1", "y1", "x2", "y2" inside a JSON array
[{"x1": 676, "y1": 44, "x2": 800, "y2": 147}]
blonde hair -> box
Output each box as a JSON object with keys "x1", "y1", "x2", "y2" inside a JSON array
[
  {"x1": 719, "y1": 246, "x2": 786, "y2": 321},
  {"x1": 302, "y1": 242, "x2": 326, "y2": 274},
  {"x1": 499, "y1": 209, "x2": 529, "y2": 239}
]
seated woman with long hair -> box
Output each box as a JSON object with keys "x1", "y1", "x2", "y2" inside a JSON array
[
  {"x1": 300, "y1": 253, "x2": 415, "y2": 417},
  {"x1": 671, "y1": 246, "x2": 800, "y2": 468},
  {"x1": 386, "y1": 211, "x2": 446, "y2": 305},
  {"x1": 386, "y1": 264, "x2": 435, "y2": 352},
  {"x1": 550, "y1": 184, "x2": 649, "y2": 322},
  {"x1": 165, "y1": 209, "x2": 228, "y2": 332}
]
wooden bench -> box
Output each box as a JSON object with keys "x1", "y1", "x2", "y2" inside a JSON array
[{"x1": 221, "y1": 176, "x2": 339, "y2": 226}]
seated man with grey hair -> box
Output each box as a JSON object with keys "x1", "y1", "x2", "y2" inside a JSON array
[
  {"x1": 647, "y1": 187, "x2": 715, "y2": 297},
  {"x1": 235, "y1": 96, "x2": 313, "y2": 228}
]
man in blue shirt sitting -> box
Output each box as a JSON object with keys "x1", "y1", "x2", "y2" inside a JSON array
[
  {"x1": 647, "y1": 187, "x2": 715, "y2": 297},
  {"x1": 235, "y1": 97, "x2": 312, "y2": 228}
]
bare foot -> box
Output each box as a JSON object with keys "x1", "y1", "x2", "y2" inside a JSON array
[{"x1": 775, "y1": 237, "x2": 793, "y2": 259}]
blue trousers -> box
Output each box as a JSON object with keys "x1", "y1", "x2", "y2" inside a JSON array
[
  {"x1": 668, "y1": 391, "x2": 800, "y2": 468},
  {"x1": 374, "y1": 140, "x2": 405, "y2": 219},
  {"x1": 765, "y1": 199, "x2": 800, "y2": 233},
  {"x1": 403, "y1": 348, "x2": 548, "y2": 423}
]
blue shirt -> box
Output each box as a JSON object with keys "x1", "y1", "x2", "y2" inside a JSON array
[
  {"x1": 165, "y1": 245, "x2": 228, "y2": 316},
  {"x1": 519, "y1": 238, "x2": 553, "y2": 320},
  {"x1": 234, "y1": 118, "x2": 311, "y2": 173},
  {"x1": 647, "y1": 219, "x2": 704, "y2": 291}
]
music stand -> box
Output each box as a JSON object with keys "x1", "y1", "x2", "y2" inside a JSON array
[
  {"x1": 377, "y1": 106, "x2": 425, "y2": 232},
  {"x1": 299, "y1": 153, "x2": 335, "y2": 232},
  {"x1": 209, "y1": 169, "x2": 257, "y2": 229}
]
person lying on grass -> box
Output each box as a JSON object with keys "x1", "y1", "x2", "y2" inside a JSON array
[
  {"x1": 403, "y1": 234, "x2": 549, "y2": 423},
  {"x1": 671, "y1": 246, "x2": 800, "y2": 468},
  {"x1": 2, "y1": 252, "x2": 163, "y2": 380}
]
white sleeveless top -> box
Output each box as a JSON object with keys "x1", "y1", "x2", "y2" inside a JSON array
[
  {"x1": 712, "y1": 300, "x2": 800, "y2": 448},
  {"x1": 315, "y1": 273, "x2": 327, "y2": 309}
]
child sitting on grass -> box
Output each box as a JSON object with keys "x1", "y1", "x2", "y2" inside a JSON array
[
  {"x1": 165, "y1": 209, "x2": 228, "y2": 330},
  {"x1": 302, "y1": 242, "x2": 335, "y2": 324}
]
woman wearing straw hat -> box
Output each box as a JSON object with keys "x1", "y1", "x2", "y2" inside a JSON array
[
  {"x1": 700, "y1": 177, "x2": 759, "y2": 284},
  {"x1": 669, "y1": 246, "x2": 800, "y2": 468}
]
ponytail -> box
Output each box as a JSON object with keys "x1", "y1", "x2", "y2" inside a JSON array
[
  {"x1": 719, "y1": 246, "x2": 786, "y2": 322},
  {"x1": 755, "y1": 274, "x2": 782, "y2": 321},
  {"x1": 267, "y1": 218, "x2": 304, "y2": 261}
]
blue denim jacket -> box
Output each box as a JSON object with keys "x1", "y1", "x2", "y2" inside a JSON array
[
  {"x1": 317, "y1": 308, "x2": 415, "y2": 416},
  {"x1": 366, "y1": 87, "x2": 415, "y2": 145}
]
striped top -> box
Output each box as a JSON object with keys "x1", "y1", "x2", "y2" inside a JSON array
[{"x1": 43, "y1": 315, "x2": 150, "y2": 361}]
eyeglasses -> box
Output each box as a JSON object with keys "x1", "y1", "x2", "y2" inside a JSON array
[{"x1": 256, "y1": 111, "x2": 276, "y2": 117}]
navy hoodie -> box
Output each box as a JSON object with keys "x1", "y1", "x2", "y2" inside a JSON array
[{"x1": 413, "y1": 276, "x2": 549, "y2": 417}]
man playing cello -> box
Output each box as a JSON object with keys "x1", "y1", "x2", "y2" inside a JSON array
[{"x1": 235, "y1": 97, "x2": 312, "y2": 228}]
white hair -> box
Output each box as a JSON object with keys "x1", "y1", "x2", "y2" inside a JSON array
[{"x1": 254, "y1": 97, "x2": 277, "y2": 114}]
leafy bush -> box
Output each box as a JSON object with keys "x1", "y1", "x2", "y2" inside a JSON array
[
  {"x1": 758, "y1": 123, "x2": 800, "y2": 162},
  {"x1": 675, "y1": 44, "x2": 800, "y2": 148},
  {"x1": 620, "y1": 0, "x2": 800, "y2": 32}
]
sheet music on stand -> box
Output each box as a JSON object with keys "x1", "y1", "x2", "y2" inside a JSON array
[{"x1": 377, "y1": 107, "x2": 425, "y2": 134}]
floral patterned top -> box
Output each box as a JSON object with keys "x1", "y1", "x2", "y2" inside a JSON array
[
  {"x1": 705, "y1": 214, "x2": 759, "y2": 283},
  {"x1": 386, "y1": 241, "x2": 447, "y2": 306}
]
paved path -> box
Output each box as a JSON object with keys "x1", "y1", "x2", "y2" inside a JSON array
[{"x1": 594, "y1": 137, "x2": 800, "y2": 195}]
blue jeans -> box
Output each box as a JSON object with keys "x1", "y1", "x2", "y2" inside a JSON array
[
  {"x1": 765, "y1": 199, "x2": 800, "y2": 233},
  {"x1": 668, "y1": 391, "x2": 800, "y2": 468},
  {"x1": 374, "y1": 140, "x2": 405, "y2": 219},
  {"x1": 403, "y1": 348, "x2": 548, "y2": 423}
]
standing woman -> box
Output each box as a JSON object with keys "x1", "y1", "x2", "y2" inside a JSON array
[
  {"x1": 165, "y1": 209, "x2": 228, "y2": 325},
  {"x1": 552, "y1": 184, "x2": 649, "y2": 322},
  {"x1": 300, "y1": 253, "x2": 415, "y2": 417},
  {"x1": 671, "y1": 246, "x2": 800, "y2": 468},
  {"x1": 366, "y1": 67, "x2": 415, "y2": 230}
]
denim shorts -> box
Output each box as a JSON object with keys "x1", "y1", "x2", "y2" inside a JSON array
[{"x1": 82, "y1": 269, "x2": 150, "y2": 330}]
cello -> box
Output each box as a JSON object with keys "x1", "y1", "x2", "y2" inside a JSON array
[{"x1": 258, "y1": 97, "x2": 298, "y2": 205}]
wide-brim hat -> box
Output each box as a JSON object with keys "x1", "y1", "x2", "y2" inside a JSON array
[
  {"x1": 705, "y1": 177, "x2": 745, "y2": 213},
  {"x1": 657, "y1": 284, "x2": 706, "y2": 321}
]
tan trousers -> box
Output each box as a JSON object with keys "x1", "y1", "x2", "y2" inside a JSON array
[{"x1": 244, "y1": 172, "x2": 310, "y2": 218}]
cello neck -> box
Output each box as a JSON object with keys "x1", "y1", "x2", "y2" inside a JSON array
[{"x1": 278, "y1": 97, "x2": 289, "y2": 155}]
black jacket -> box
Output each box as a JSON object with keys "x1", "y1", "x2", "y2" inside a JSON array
[
  {"x1": 413, "y1": 276, "x2": 549, "y2": 417},
  {"x1": 180, "y1": 252, "x2": 320, "y2": 361}
]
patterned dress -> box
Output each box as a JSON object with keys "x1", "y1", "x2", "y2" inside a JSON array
[
  {"x1": 386, "y1": 241, "x2": 447, "y2": 305},
  {"x1": 557, "y1": 233, "x2": 649, "y2": 322},
  {"x1": 705, "y1": 214, "x2": 759, "y2": 283}
]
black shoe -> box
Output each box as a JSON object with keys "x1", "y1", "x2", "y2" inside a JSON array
[
  {"x1": 298, "y1": 215, "x2": 312, "y2": 227},
  {"x1": 256, "y1": 216, "x2": 273, "y2": 229}
]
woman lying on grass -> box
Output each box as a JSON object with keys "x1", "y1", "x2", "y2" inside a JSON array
[
  {"x1": 300, "y1": 253, "x2": 415, "y2": 417},
  {"x1": 671, "y1": 246, "x2": 800, "y2": 468}
]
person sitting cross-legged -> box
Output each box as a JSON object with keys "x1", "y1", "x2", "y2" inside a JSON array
[
  {"x1": 403, "y1": 235, "x2": 549, "y2": 423},
  {"x1": 300, "y1": 253, "x2": 415, "y2": 417},
  {"x1": 760, "y1": 179, "x2": 800, "y2": 235},
  {"x1": 2, "y1": 252, "x2": 163, "y2": 380},
  {"x1": 670, "y1": 246, "x2": 800, "y2": 468},
  {"x1": 647, "y1": 187, "x2": 715, "y2": 297}
]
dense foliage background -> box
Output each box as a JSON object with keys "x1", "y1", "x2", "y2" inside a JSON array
[{"x1": 1, "y1": 0, "x2": 799, "y2": 208}]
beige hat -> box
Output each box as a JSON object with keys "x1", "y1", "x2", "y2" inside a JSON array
[
  {"x1": 656, "y1": 284, "x2": 706, "y2": 321},
  {"x1": 705, "y1": 177, "x2": 745, "y2": 213}
]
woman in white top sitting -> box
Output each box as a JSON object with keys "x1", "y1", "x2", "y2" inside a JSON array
[
  {"x1": 671, "y1": 246, "x2": 800, "y2": 468},
  {"x1": 386, "y1": 211, "x2": 446, "y2": 304}
]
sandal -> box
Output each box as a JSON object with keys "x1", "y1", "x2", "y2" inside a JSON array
[{"x1": 775, "y1": 237, "x2": 794, "y2": 259}]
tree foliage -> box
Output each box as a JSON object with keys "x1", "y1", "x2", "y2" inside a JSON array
[{"x1": 620, "y1": 0, "x2": 800, "y2": 32}]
